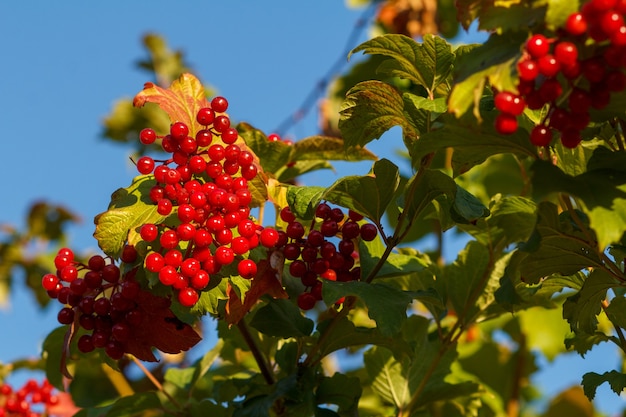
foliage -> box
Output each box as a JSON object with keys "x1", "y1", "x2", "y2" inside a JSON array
[{"x1": 3, "y1": 1, "x2": 626, "y2": 417}]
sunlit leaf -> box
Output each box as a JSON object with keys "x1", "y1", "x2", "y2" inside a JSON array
[
  {"x1": 133, "y1": 72, "x2": 210, "y2": 134},
  {"x1": 93, "y1": 175, "x2": 166, "y2": 258},
  {"x1": 339, "y1": 80, "x2": 417, "y2": 149}
]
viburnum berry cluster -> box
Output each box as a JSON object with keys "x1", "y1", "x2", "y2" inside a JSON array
[
  {"x1": 0, "y1": 379, "x2": 58, "y2": 417},
  {"x1": 42, "y1": 246, "x2": 145, "y2": 359},
  {"x1": 274, "y1": 203, "x2": 377, "y2": 310},
  {"x1": 135, "y1": 96, "x2": 282, "y2": 307},
  {"x1": 494, "y1": 0, "x2": 626, "y2": 148}
]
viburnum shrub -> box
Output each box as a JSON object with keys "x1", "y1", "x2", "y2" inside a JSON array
[{"x1": 26, "y1": 1, "x2": 626, "y2": 416}]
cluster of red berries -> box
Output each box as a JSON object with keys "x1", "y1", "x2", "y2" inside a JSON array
[
  {"x1": 267, "y1": 133, "x2": 293, "y2": 146},
  {"x1": 275, "y1": 204, "x2": 377, "y2": 310},
  {"x1": 0, "y1": 379, "x2": 58, "y2": 417},
  {"x1": 42, "y1": 246, "x2": 143, "y2": 359},
  {"x1": 494, "y1": 0, "x2": 626, "y2": 148},
  {"x1": 136, "y1": 97, "x2": 281, "y2": 307}
]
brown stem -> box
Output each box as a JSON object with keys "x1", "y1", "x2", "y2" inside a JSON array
[
  {"x1": 506, "y1": 334, "x2": 526, "y2": 417},
  {"x1": 132, "y1": 356, "x2": 181, "y2": 408},
  {"x1": 237, "y1": 320, "x2": 275, "y2": 385}
]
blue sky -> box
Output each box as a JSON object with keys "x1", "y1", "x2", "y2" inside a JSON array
[{"x1": 0, "y1": 1, "x2": 624, "y2": 415}]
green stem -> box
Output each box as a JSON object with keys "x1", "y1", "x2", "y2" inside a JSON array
[{"x1": 237, "y1": 320, "x2": 275, "y2": 385}]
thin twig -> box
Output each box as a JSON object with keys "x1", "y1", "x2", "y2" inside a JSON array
[
  {"x1": 237, "y1": 320, "x2": 275, "y2": 385},
  {"x1": 131, "y1": 356, "x2": 181, "y2": 408}
]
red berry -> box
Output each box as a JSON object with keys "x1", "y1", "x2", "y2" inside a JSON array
[
  {"x1": 191, "y1": 270, "x2": 210, "y2": 290},
  {"x1": 237, "y1": 259, "x2": 257, "y2": 279},
  {"x1": 494, "y1": 91, "x2": 525, "y2": 116},
  {"x1": 560, "y1": 128, "x2": 582, "y2": 148},
  {"x1": 145, "y1": 252, "x2": 165, "y2": 272},
  {"x1": 121, "y1": 245, "x2": 138, "y2": 263},
  {"x1": 526, "y1": 34, "x2": 550, "y2": 59},
  {"x1": 360, "y1": 223, "x2": 378, "y2": 241},
  {"x1": 211, "y1": 96, "x2": 229, "y2": 113},
  {"x1": 565, "y1": 12, "x2": 587, "y2": 36},
  {"x1": 297, "y1": 292, "x2": 317, "y2": 310},
  {"x1": 196, "y1": 108, "x2": 215, "y2": 126},
  {"x1": 214, "y1": 115, "x2": 230, "y2": 133},
  {"x1": 170, "y1": 122, "x2": 189, "y2": 141},
  {"x1": 280, "y1": 207, "x2": 296, "y2": 223},
  {"x1": 215, "y1": 246, "x2": 235, "y2": 265},
  {"x1": 537, "y1": 54, "x2": 560, "y2": 78},
  {"x1": 42, "y1": 274, "x2": 59, "y2": 291},
  {"x1": 139, "y1": 128, "x2": 157, "y2": 145},
  {"x1": 494, "y1": 113, "x2": 518, "y2": 135},
  {"x1": 517, "y1": 59, "x2": 540, "y2": 81},
  {"x1": 260, "y1": 228, "x2": 280, "y2": 247},
  {"x1": 553, "y1": 42, "x2": 578, "y2": 67},
  {"x1": 140, "y1": 223, "x2": 159, "y2": 242},
  {"x1": 286, "y1": 222, "x2": 305, "y2": 239},
  {"x1": 530, "y1": 125, "x2": 553, "y2": 147},
  {"x1": 178, "y1": 287, "x2": 199, "y2": 307}
]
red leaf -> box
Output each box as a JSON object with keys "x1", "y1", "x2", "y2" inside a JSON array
[
  {"x1": 225, "y1": 259, "x2": 288, "y2": 324},
  {"x1": 133, "y1": 73, "x2": 210, "y2": 133},
  {"x1": 48, "y1": 392, "x2": 80, "y2": 417},
  {"x1": 124, "y1": 290, "x2": 202, "y2": 362}
]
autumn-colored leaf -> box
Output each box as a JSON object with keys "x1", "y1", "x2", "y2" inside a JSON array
[
  {"x1": 124, "y1": 289, "x2": 202, "y2": 362},
  {"x1": 133, "y1": 73, "x2": 210, "y2": 134},
  {"x1": 225, "y1": 259, "x2": 288, "y2": 325},
  {"x1": 48, "y1": 392, "x2": 81, "y2": 417}
]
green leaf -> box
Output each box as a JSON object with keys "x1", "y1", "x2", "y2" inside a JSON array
[
  {"x1": 286, "y1": 186, "x2": 326, "y2": 220},
  {"x1": 545, "y1": 0, "x2": 580, "y2": 29},
  {"x1": 450, "y1": 185, "x2": 490, "y2": 224},
  {"x1": 449, "y1": 33, "x2": 527, "y2": 117},
  {"x1": 42, "y1": 326, "x2": 69, "y2": 390},
  {"x1": 404, "y1": 93, "x2": 448, "y2": 113},
  {"x1": 359, "y1": 234, "x2": 430, "y2": 281},
  {"x1": 518, "y1": 306, "x2": 571, "y2": 361},
  {"x1": 444, "y1": 240, "x2": 492, "y2": 316},
  {"x1": 339, "y1": 80, "x2": 417, "y2": 149},
  {"x1": 249, "y1": 298, "x2": 314, "y2": 338},
  {"x1": 350, "y1": 34, "x2": 455, "y2": 93},
  {"x1": 315, "y1": 316, "x2": 412, "y2": 360},
  {"x1": 479, "y1": 3, "x2": 547, "y2": 32},
  {"x1": 364, "y1": 346, "x2": 411, "y2": 407},
  {"x1": 412, "y1": 113, "x2": 537, "y2": 176},
  {"x1": 93, "y1": 175, "x2": 166, "y2": 258},
  {"x1": 290, "y1": 135, "x2": 377, "y2": 162},
  {"x1": 316, "y1": 373, "x2": 362, "y2": 412},
  {"x1": 604, "y1": 296, "x2": 626, "y2": 329},
  {"x1": 400, "y1": 169, "x2": 457, "y2": 225},
  {"x1": 324, "y1": 158, "x2": 400, "y2": 222},
  {"x1": 515, "y1": 202, "x2": 604, "y2": 284},
  {"x1": 105, "y1": 392, "x2": 162, "y2": 417},
  {"x1": 364, "y1": 316, "x2": 462, "y2": 408},
  {"x1": 464, "y1": 195, "x2": 537, "y2": 247},
  {"x1": 562, "y1": 269, "x2": 619, "y2": 334},
  {"x1": 582, "y1": 370, "x2": 626, "y2": 400},
  {"x1": 565, "y1": 332, "x2": 612, "y2": 357},
  {"x1": 531, "y1": 149, "x2": 626, "y2": 249},
  {"x1": 322, "y1": 281, "x2": 414, "y2": 336},
  {"x1": 192, "y1": 278, "x2": 228, "y2": 316},
  {"x1": 238, "y1": 122, "x2": 291, "y2": 175}
]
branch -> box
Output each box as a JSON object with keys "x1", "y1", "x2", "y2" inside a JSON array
[{"x1": 237, "y1": 320, "x2": 275, "y2": 385}]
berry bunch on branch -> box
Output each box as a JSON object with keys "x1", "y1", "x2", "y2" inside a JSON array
[
  {"x1": 41, "y1": 73, "x2": 381, "y2": 367},
  {"x1": 494, "y1": 0, "x2": 626, "y2": 148}
]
